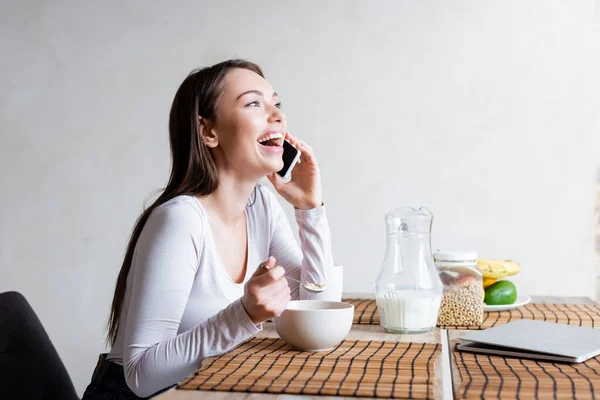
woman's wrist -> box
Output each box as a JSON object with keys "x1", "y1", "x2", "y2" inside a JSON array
[{"x1": 294, "y1": 200, "x2": 323, "y2": 210}]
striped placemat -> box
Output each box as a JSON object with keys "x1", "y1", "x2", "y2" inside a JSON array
[
  {"x1": 343, "y1": 299, "x2": 600, "y2": 330},
  {"x1": 453, "y1": 349, "x2": 600, "y2": 399},
  {"x1": 346, "y1": 298, "x2": 381, "y2": 325},
  {"x1": 178, "y1": 338, "x2": 440, "y2": 399}
]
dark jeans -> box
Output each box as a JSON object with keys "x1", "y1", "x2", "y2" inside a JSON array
[
  {"x1": 82, "y1": 354, "x2": 173, "y2": 400},
  {"x1": 0, "y1": 291, "x2": 79, "y2": 400}
]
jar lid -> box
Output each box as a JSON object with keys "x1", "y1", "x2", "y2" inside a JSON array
[{"x1": 434, "y1": 250, "x2": 478, "y2": 262}]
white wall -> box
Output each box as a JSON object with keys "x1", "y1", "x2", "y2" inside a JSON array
[
  {"x1": 1, "y1": 0, "x2": 599, "y2": 395},
  {"x1": 596, "y1": 167, "x2": 600, "y2": 299}
]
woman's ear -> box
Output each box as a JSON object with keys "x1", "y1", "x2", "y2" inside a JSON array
[{"x1": 199, "y1": 117, "x2": 218, "y2": 148}]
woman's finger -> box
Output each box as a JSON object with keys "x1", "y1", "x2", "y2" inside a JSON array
[
  {"x1": 286, "y1": 133, "x2": 313, "y2": 154},
  {"x1": 254, "y1": 265, "x2": 286, "y2": 293},
  {"x1": 297, "y1": 142, "x2": 316, "y2": 164},
  {"x1": 271, "y1": 282, "x2": 292, "y2": 311},
  {"x1": 297, "y1": 142, "x2": 313, "y2": 154},
  {"x1": 267, "y1": 172, "x2": 285, "y2": 190},
  {"x1": 254, "y1": 256, "x2": 276, "y2": 277},
  {"x1": 285, "y1": 132, "x2": 298, "y2": 146}
]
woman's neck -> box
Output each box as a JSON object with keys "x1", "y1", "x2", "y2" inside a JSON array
[{"x1": 198, "y1": 172, "x2": 256, "y2": 225}]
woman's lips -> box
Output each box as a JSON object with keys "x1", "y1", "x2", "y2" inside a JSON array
[{"x1": 257, "y1": 141, "x2": 284, "y2": 154}]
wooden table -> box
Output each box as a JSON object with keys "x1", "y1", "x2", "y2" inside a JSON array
[
  {"x1": 447, "y1": 296, "x2": 597, "y2": 399},
  {"x1": 155, "y1": 295, "x2": 595, "y2": 400}
]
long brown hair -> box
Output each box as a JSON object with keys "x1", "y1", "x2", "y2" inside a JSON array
[{"x1": 107, "y1": 59, "x2": 264, "y2": 345}]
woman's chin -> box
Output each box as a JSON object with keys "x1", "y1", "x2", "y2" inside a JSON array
[
  {"x1": 263, "y1": 160, "x2": 284, "y2": 175},
  {"x1": 273, "y1": 162, "x2": 284, "y2": 175},
  {"x1": 255, "y1": 147, "x2": 284, "y2": 173},
  {"x1": 250, "y1": 164, "x2": 283, "y2": 181}
]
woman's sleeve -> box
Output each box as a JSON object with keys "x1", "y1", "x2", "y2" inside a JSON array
[
  {"x1": 122, "y1": 203, "x2": 261, "y2": 397},
  {"x1": 267, "y1": 195, "x2": 334, "y2": 300}
]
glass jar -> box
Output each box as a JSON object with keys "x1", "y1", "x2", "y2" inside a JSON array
[
  {"x1": 434, "y1": 250, "x2": 483, "y2": 326},
  {"x1": 375, "y1": 207, "x2": 443, "y2": 334}
]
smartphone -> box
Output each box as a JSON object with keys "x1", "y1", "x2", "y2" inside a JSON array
[{"x1": 277, "y1": 140, "x2": 301, "y2": 182}]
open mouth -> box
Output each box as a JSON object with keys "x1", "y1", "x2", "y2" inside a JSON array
[{"x1": 257, "y1": 132, "x2": 284, "y2": 148}]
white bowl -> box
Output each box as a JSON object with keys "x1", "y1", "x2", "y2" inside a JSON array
[{"x1": 273, "y1": 300, "x2": 354, "y2": 351}]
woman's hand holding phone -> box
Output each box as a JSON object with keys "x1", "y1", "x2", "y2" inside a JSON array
[{"x1": 267, "y1": 133, "x2": 322, "y2": 210}]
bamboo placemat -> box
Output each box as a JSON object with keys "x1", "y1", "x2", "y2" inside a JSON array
[
  {"x1": 178, "y1": 337, "x2": 440, "y2": 399},
  {"x1": 343, "y1": 299, "x2": 600, "y2": 330},
  {"x1": 345, "y1": 298, "x2": 381, "y2": 325},
  {"x1": 453, "y1": 349, "x2": 600, "y2": 399}
]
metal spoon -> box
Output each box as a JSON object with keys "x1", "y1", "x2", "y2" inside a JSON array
[
  {"x1": 260, "y1": 264, "x2": 327, "y2": 293},
  {"x1": 286, "y1": 276, "x2": 327, "y2": 293}
]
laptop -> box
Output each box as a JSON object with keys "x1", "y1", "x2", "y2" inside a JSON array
[{"x1": 456, "y1": 319, "x2": 600, "y2": 363}]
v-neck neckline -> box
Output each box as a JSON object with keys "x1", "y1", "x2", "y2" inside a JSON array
[{"x1": 193, "y1": 197, "x2": 252, "y2": 287}]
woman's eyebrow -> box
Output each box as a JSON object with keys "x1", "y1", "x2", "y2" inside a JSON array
[{"x1": 236, "y1": 90, "x2": 278, "y2": 100}]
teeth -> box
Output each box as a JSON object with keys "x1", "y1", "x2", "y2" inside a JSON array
[{"x1": 257, "y1": 133, "x2": 283, "y2": 143}]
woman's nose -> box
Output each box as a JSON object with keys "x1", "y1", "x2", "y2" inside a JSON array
[{"x1": 268, "y1": 105, "x2": 286, "y2": 124}]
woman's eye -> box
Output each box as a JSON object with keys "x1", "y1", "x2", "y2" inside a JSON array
[{"x1": 245, "y1": 100, "x2": 282, "y2": 109}]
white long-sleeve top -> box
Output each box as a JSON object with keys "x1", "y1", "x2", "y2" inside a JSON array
[{"x1": 106, "y1": 184, "x2": 333, "y2": 397}]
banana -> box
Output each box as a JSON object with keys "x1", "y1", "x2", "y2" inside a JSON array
[
  {"x1": 482, "y1": 278, "x2": 497, "y2": 289},
  {"x1": 477, "y1": 259, "x2": 521, "y2": 279}
]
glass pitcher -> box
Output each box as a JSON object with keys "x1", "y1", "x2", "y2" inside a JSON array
[{"x1": 375, "y1": 207, "x2": 443, "y2": 333}]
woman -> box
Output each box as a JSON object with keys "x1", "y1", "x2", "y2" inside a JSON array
[{"x1": 82, "y1": 59, "x2": 333, "y2": 399}]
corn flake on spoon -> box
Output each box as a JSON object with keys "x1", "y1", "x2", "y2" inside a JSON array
[{"x1": 260, "y1": 263, "x2": 327, "y2": 293}]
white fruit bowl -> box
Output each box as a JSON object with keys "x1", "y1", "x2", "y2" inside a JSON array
[{"x1": 273, "y1": 300, "x2": 354, "y2": 351}]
